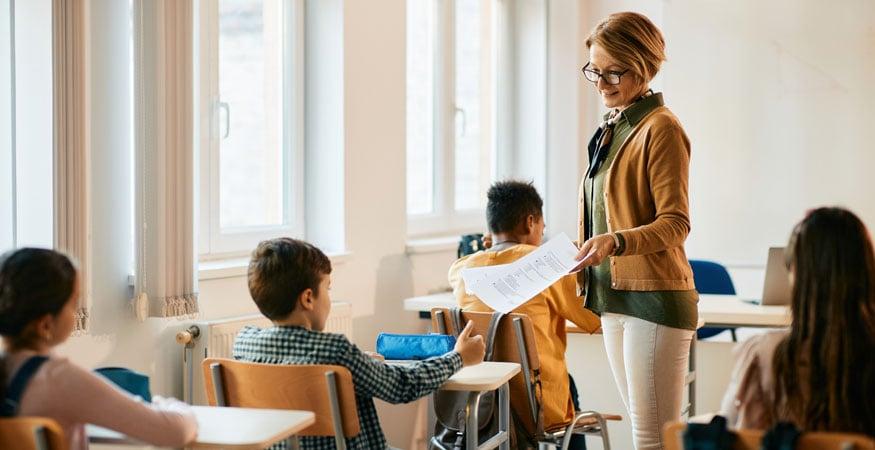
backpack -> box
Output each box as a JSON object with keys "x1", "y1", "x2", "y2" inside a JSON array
[
  {"x1": 1, "y1": 355, "x2": 48, "y2": 417},
  {"x1": 683, "y1": 415, "x2": 737, "y2": 450},
  {"x1": 458, "y1": 234, "x2": 485, "y2": 258},
  {"x1": 430, "y1": 308, "x2": 511, "y2": 449}
]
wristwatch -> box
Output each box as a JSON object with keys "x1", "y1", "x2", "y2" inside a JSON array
[{"x1": 610, "y1": 233, "x2": 621, "y2": 256}]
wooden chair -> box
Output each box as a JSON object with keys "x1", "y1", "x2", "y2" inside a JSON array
[
  {"x1": 0, "y1": 417, "x2": 67, "y2": 450},
  {"x1": 664, "y1": 422, "x2": 875, "y2": 450},
  {"x1": 202, "y1": 358, "x2": 361, "y2": 450},
  {"x1": 431, "y1": 307, "x2": 622, "y2": 450}
]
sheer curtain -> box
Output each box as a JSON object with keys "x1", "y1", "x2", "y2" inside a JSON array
[
  {"x1": 52, "y1": 0, "x2": 90, "y2": 331},
  {"x1": 132, "y1": 0, "x2": 198, "y2": 318}
]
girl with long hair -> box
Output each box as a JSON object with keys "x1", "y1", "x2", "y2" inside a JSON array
[{"x1": 721, "y1": 207, "x2": 875, "y2": 435}]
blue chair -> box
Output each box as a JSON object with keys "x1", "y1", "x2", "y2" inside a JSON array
[{"x1": 690, "y1": 260, "x2": 737, "y2": 341}]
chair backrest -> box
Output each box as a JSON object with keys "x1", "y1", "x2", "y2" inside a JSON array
[
  {"x1": 664, "y1": 422, "x2": 875, "y2": 450},
  {"x1": 0, "y1": 417, "x2": 67, "y2": 450},
  {"x1": 201, "y1": 358, "x2": 360, "y2": 439},
  {"x1": 689, "y1": 260, "x2": 736, "y2": 295},
  {"x1": 431, "y1": 307, "x2": 543, "y2": 436}
]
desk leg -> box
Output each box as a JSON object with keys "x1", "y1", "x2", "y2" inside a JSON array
[
  {"x1": 499, "y1": 383, "x2": 510, "y2": 450},
  {"x1": 466, "y1": 391, "x2": 483, "y2": 449}
]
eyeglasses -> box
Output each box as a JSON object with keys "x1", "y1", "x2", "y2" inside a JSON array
[{"x1": 581, "y1": 62, "x2": 629, "y2": 86}]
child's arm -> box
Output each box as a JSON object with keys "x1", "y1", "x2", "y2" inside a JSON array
[
  {"x1": 338, "y1": 338, "x2": 462, "y2": 404},
  {"x1": 44, "y1": 358, "x2": 198, "y2": 446},
  {"x1": 556, "y1": 274, "x2": 601, "y2": 333}
]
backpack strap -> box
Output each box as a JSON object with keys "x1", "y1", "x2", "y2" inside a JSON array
[
  {"x1": 449, "y1": 307, "x2": 464, "y2": 337},
  {"x1": 483, "y1": 312, "x2": 505, "y2": 361},
  {"x1": 1, "y1": 355, "x2": 49, "y2": 417}
]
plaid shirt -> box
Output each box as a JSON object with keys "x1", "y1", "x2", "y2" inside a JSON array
[{"x1": 233, "y1": 325, "x2": 462, "y2": 450}]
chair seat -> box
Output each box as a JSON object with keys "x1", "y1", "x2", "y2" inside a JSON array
[{"x1": 544, "y1": 413, "x2": 623, "y2": 436}]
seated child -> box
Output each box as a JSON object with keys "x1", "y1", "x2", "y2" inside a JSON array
[
  {"x1": 0, "y1": 248, "x2": 197, "y2": 450},
  {"x1": 448, "y1": 180, "x2": 601, "y2": 445},
  {"x1": 720, "y1": 207, "x2": 875, "y2": 436},
  {"x1": 234, "y1": 237, "x2": 485, "y2": 449}
]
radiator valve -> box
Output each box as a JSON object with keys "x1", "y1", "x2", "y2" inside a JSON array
[{"x1": 176, "y1": 325, "x2": 200, "y2": 345}]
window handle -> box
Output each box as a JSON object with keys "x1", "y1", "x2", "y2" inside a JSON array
[
  {"x1": 455, "y1": 106, "x2": 467, "y2": 137},
  {"x1": 219, "y1": 101, "x2": 230, "y2": 139}
]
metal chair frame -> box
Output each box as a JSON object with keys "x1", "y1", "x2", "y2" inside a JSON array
[{"x1": 434, "y1": 310, "x2": 614, "y2": 450}]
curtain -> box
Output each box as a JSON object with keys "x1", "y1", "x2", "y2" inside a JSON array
[
  {"x1": 52, "y1": 0, "x2": 89, "y2": 331},
  {"x1": 132, "y1": 0, "x2": 198, "y2": 318}
]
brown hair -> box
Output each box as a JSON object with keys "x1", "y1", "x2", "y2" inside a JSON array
[
  {"x1": 773, "y1": 207, "x2": 875, "y2": 435},
  {"x1": 247, "y1": 237, "x2": 332, "y2": 320},
  {"x1": 585, "y1": 12, "x2": 666, "y2": 82},
  {"x1": 0, "y1": 248, "x2": 77, "y2": 406}
]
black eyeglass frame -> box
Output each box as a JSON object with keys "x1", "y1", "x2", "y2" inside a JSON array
[{"x1": 581, "y1": 62, "x2": 629, "y2": 86}]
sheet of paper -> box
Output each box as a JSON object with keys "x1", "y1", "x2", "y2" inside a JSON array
[
  {"x1": 465, "y1": 232, "x2": 580, "y2": 313},
  {"x1": 460, "y1": 264, "x2": 508, "y2": 295}
]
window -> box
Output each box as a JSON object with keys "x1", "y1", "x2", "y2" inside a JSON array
[
  {"x1": 406, "y1": 0, "x2": 496, "y2": 236},
  {"x1": 197, "y1": 0, "x2": 303, "y2": 258},
  {"x1": 0, "y1": 0, "x2": 54, "y2": 253}
]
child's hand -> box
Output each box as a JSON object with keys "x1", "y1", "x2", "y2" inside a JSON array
[
  {"x1": 454, "y1": 321, "x2": 485, "y2": 366},
  {"x1": 364, "y1": 351, "x2": 385, "y2": 362}
]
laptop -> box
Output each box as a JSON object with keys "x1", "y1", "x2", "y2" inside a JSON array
[{"x1": 758, "y1": 247, "x2": 792, "y2": 306}]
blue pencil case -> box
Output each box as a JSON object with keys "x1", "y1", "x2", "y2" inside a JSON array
[{"x1": 376, "y1": 333, "x2": 456, "y2": 360}]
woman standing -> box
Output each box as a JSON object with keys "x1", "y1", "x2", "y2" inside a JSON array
[{"x1": 572, "y1": 12, "x2": 697, "y2": 450}]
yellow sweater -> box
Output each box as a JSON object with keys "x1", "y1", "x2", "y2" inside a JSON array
[{"x1": 448, "y1": 245, "x2": 601, "y2": 432}]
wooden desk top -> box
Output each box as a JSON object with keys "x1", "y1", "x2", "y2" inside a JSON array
[
  {"x1": 440, "y1": 361, "x2": 521, "y2": 392},
  {"x1": 88, "y1": 406, "x2": 315, "y2": 449},
  {"x1": 405, "y1": 292, "x2": 790, "y2": 329}
]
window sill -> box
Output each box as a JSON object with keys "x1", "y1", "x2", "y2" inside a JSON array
[
  {"x1": 405, "y1": 236, "x2": 459, "y2": 255},
  {"x1": 199, "y1": 251, "x2": 353, "y2": 281}
]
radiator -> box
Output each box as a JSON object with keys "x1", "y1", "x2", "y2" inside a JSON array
[{"x1": 176, "y1": 302, "x2": 353, "y2": 405}]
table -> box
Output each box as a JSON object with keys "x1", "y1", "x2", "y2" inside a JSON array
[
  {"x1": 403, "y1": 292, "x2": 790, "y2": 329},
  {"x1": 88, "y1": 405, "x2": 315, "y2": 449},
  {"x1": 436, "y1": 361, "x2": 520, "y2": 450}
]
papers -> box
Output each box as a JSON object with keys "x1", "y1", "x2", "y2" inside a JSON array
[{"x1": 460, "y1": 232, "x2": 580, "y2": 313}]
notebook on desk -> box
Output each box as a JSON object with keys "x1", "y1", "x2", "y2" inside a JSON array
[{"x1": 757, "y1": 247, "x2": 792, "y2": 306}]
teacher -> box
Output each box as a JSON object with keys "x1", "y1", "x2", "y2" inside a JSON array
[{"x1": 572, "y1": 12, "x2": 698, "y2": 450}]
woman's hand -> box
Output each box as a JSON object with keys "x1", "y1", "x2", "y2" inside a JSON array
[{"x1": 571, "y1": 234, "x2": 616, "y2": 272}]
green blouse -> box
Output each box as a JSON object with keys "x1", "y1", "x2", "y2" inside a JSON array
[{"x1": 584, "y1": 93, "x2": 698, "y2": 331}]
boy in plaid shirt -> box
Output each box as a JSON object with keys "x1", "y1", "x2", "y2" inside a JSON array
[{"x1": 234, "y1": 238, "x2": 485, "y2": 450}]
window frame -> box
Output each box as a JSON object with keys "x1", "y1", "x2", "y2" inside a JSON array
[
  {"x1": 406, "y1": 0, "x2": 496, "y2": 238},
  {"x1": 196, "y1": 0, "x2": 305, "y2": 259}
]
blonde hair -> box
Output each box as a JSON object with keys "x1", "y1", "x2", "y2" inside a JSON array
[{"x1": 585, "y1": 12, "x2": 666, "y2": 82}]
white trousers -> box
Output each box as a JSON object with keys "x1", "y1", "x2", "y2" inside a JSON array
[{"x1": 601, "y1": 312, "x2": 694, "y2": 450}]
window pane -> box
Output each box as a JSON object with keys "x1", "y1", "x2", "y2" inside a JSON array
[
  {"x1": 454, "y1": 0, "x2": 486, "y2": 211},
  {"x1": 218, "y1": 0, "x2": 285, "y2": 229},
  {"x1": 406, "y1": 0, "x2": 435, "y2": 215},
  {"x1": 13, "y1": 0, "x2": 52, "y2": 248},
  {"x1": 0, "y1": 0, "x2": 12, "y2": 250}
]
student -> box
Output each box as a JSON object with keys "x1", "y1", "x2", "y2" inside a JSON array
[
  {"x1": 448, "y1": 180, "x2": 602, "y2": 448},
  {"x1": 720, "y1": 207, "x2": 875, "y2": 436},
  {"x1": 234, "y1": 237, "x2": 485, "y2": 450},
  {"x1": 0, "y1": 248, "x2": 197, "y2": 450}
]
